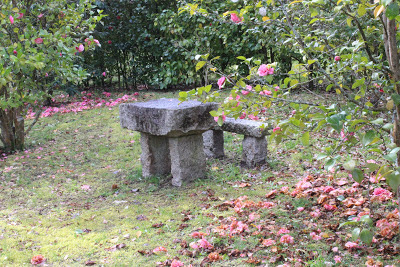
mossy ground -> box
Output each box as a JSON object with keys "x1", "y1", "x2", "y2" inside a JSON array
[{"x1": 0, "y1": 90, "x2": 399, "y2": 266}]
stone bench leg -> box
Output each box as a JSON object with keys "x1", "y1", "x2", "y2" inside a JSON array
[
  {"x1": 140, "y1": 133, "x2": 171, "y2": 177},
  {"x1": 169, "y1": 134, "x2": 206, "y2": 187},
  {"x1": 241, "y1": 136, "x2": 267, "y2": 168},
  {"x1": 203, "y1": 130, "x2": 224, "y2": 159}
]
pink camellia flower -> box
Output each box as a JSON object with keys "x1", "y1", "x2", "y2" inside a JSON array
[
  {"x1": 259, "y1": 90, "x2": 272, "y2": 95},
  {"x1": 214, "y1": 112, "x2": 226, "y2": 123},
  {"x1": 45, "y1": 73, "x2": 48, "y2": 77},
  {"x1": 13, "y1": 50, "x2": 17, "y2": 55},
  {"x1": 34, "y1": 37, "x2": 43, "y2": 44},
  {"x1": 108, "y1": 40, "x2": 112, "y2": 44},
  {"x1": 31, "y1": 255, "x2": 45, "y2": 265},
  {"x1": 60, "y1": 52, "x2": 63, "y2": 57},
  {"x1": 191, "y1": 232, "x2": 208, "y2": 239},
  {"x1": 197, "y1": 238, "x2": 213, "y2": 249},
  {"x1": 324, "y1": 204, "x2": 337, "y2": 211},
  {"x1": 334, "y1": 56, "x2": 341, "y2": 61},
  {"x1": 334, "y1": 256, "x2": 342, "y2": 263},
  {"x1": 297, "y1": 207, "x2": 304, "y2": 212},
  {"x1": 239, "y1": 112, "x2": 246, "y2": 119},
  {"x1": 262, "y1": 238, "x2": 276, "y2": 247},
  {"x1": 248, "y1": 114, "x2": 259, "y2": 120},
  {"x1": 217, "y1": 76, "x2": 226, "y2": 89},
  {"x1": 280, "y1": 234, "x2": 294, "y2": 244},
  {"x1": 273, "y1": 126, "x2": 281, "y2": 133},
  {"x1": 153, "y1": 246, "x2": 167, "y2": 253},
  {"x1": 9, "y1": 15, "x2": 14, "y2": 24},
  {"x1": 246, "y1": 85, "x2": 253, "y2": 90},
  {"x1": 78, "y1": 44, "x2": 84, "y2": 52},
  {"x1": 38, "y1": 13, "x2": 44, "y2": 18},
  {"x1": 277, "y1": 228, "x2": 290, "y2": 235},
  {"x1": 345, "y1": 241, "x2": 359, "y2": 249},
  {"x1": 258, "y1": 64, "x2": 274, "y2": 76},
  {"x1": 94, "y1": 39, "x2": 100, "y2": 45},
  {"x1": 230, "y1": 13, "x2": 242, "y2": 23},
  {"x1": 171, "y1": 260, "x2": 184, "y2": 267},
  {"x1": 17, "y1": 13, "x2": 24, "y2": 19},
  {"x1": 241, "y1": 90, "x2": 249, "y2": 95},
  {"x1": 323, "y1": 186, "x2": 335, "y2": 193},
  {"x1": 102, "y1": 72, "x2": 106, "y2": 77},
  {"x1": 134, "y1": 92, "x2": 139, "y2": 96},
  {"x1": 310, "y1": 232, "x2": 322, "y2": 240}
]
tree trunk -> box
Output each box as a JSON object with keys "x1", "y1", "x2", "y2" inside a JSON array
[
  {"x1": 383, "y1": 15, "x2": 400, "y2": 231},
  {"x1": 0, "y1": 107, "x2": 25, "y2": 152}
]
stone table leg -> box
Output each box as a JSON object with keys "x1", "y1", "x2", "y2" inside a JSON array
[
  {"x1": 241, "y1": 136, "x2": 267, "y2": 167},
  {"x1": 203, "y1": 130, "x2": 224, "y2": 159},
  {"x1": 140, "y1": 133, "x2": 171, "y2": 177},
  {"x1": 169, "y1": 134, "x2": 206, "y2": 187}
]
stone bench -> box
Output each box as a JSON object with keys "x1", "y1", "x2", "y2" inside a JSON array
[
  {"x1": 120, "y1": 98, "x2": 217, "y2": 187},
  {"x1": 203, "y1": 118, "x2": 270, "y2": 167}
]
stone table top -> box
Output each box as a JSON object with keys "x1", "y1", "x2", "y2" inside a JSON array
[{"x1": 120, "y1": 98, "x2": 218, "y2": 137}]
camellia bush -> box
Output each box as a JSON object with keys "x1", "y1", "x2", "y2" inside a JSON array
[
  {"x1": 179, "y1": 0, "x2": 400, "y2": 240},
  {"x1": 0, "y1": 0, "x2": 103, "y2": 151}
]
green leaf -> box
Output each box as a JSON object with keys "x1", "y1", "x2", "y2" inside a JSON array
[
  {"x1": 195, "y1": 61, "x2": 206, "y2": 71},
  {"x1": 352, "y1": 227, "x2": 361, "y2": 241},
  {"x1": 387, "y1": 170, "x2": 400, "y2": 191},
  {"x1": 383, "y1": 147, "x2": 400, "y2": 163},
  {"x1": 351, "y1": 168, "x2": 364, "y2": 183},
  {"x1": 360, "y1": 229, "x2": 373, "y2": 245},
  {"x1": 209, "y1": 110, "x2": 217, "y2": 117},
  {"x1": 392, "y1": 94, "x2": 400, "y2": 106},
  {"x1": 339, "y1": 221, "x2": 359, "y2": 228},
  {"x1": 371, "y1": 118, "x2": 384, "y2": 125},
  {"x1": 386, "y1": 2, "x2": 399, "y2": 20},
  {"x1": 327, "y1": 112, "x2": 346, "y2": 132},
  {"x1": 366, "y1": 163, "x2": 379, "y2": 173},
  {"x1": 343, "y1": 159, "x2": 356, "y2": 171},
  {"x1": 300, "y1": 131, "x2": 310, "y2": 146},
  {"x1": 361, "y1": 130, "x2": 376, "y2": 147},
  {"x1": 360, "y1": 215, "x2": 374, "y2": 227},
  {"x1": 358, "y1": 5, "x2": 366, "y2": 16},
  {"x1": 237, "y1": 56, "x2": 247, "y2": 60},
  {"x1": 324, "y1": 158, "x2": 336, "y2": 171},
  {"x1": 352, "y1": 78, "x2": 365, "y2": 89}
]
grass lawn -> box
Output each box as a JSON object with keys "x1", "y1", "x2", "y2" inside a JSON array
[{"x1": 0, "y1": 90, "x2": 399, "y2": 266}]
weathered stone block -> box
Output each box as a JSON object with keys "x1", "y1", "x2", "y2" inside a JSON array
[
  {"x1": 169, "y1": 134, "x2": 206, "y2": 187},
  {"x1": 140, "y1": 133, "x2": 171, "y2": 177},
  {"x1": 203, "y1": 130, "x2": 224, "y2": 158},
  {"x1": 221, "y1": 118, "x2": 269, "y2": 138},
  {"x1": 120, "y1": 98, "x2": 218, "y2": 137},
  {"x1": 241, "y1": 136, "x2": 268, "y2": 167}
]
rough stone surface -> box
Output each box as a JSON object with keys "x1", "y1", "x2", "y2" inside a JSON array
[
  {"x1": 140, "y1": 133, "x2": 171, "y2": 177},
  {"x1": 120, "y1": 98, "x2": 218, "y2": 137},
  {"x1": 241, "y1": 136, "x2": 268, "y2": 167},
  {"x1": 203, "y1": 130, "x2": 224, "y2": 158},
  {"x1": 169, "y1": 134, "x2": 206, "y2": 186},
  {"x1": 221, "y1": 118, "x2": 269, "y2": 138}
]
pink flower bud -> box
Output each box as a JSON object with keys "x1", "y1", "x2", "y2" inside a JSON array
[
  {"x1": 9, "y1": 15, "x2": 14, "y2": 24},
  {"x1": 102, "y1": 72, "x2": 106, "y2": 77},
  {"x1": 34, "y1": 37, "x2": 43, "y2": 44},
  {"x1": 334, "y1": 56, "x2": 340, "y2": 61},
  {"x1": 78, "y1": 44, "x2": 84, "y2": 52},
  {"x1": 13, "y1": 50, "x2": 17, "y2": 55},
  {"x1": 17, "y1": 13, "x2": 24, "y2": 19}
]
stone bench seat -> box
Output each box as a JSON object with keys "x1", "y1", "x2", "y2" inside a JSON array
[{"x1": 203, "y1": 118, "x2": 270, "y2": 167}]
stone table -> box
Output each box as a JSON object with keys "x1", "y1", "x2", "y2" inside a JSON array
[{"x1": 120, "y1": 98, "x2": 218, "y2": 186}]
